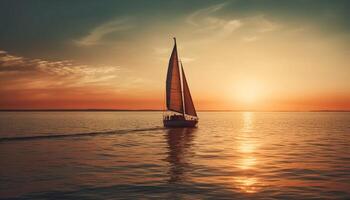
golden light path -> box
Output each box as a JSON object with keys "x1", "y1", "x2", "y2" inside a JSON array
[
  {"x1": 234, "y1": 112, "x2": 261, "y2": 193},
  {"x1": 186, "y1": 112, "x2": 265, "y2": 194}
]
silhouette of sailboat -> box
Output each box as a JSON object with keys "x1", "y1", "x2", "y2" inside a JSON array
[{"x1": 163, "y1": 38, "x2": 198, "y2": 127}]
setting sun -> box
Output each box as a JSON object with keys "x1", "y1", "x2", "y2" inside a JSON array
[{"x1": 231, "y1": 80, "x2": 264, "y2": 107}]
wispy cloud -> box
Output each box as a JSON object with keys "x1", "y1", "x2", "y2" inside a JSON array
[
  {"x1": 0, "y1": 50, "x2": 154, "y2": 108},
  {"x1": 0, "y1": 50, "x2": 119, "y2": 89},
  {"x1": 252, "y1": 15, "x2": 280, "y2": 33},
  {"x1": 186, "y1": 3, "x2": 242, "y2": 39},
  {"x1": 186, "y1": 3, "x2": 227, "y2": 26},
  {"x1": 75, "y1": 18, "x2": 132, "y2": 46},
  {"x1": 0, "y1": 50, "x2": 40, "y2": 71},
  {"x1": 186, "y1": 4, "x2": 283, "y2": 43},
  {"x1": 240, "y1": 15, "x2": 281, "y2": 42}
]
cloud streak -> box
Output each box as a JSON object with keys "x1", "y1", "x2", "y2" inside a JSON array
[
  {"x1": 186, "y1": 3, "x2": 243, "y2": 39},
  {"x1": 0, "y1": 50, "x2": 156, "y2": 109},
  {"x1": 75, "y1": 18, "x2": 132, "y2": 46},
  {"x1": 185, "y1": 3, "x2": 282, "y2": 43},
  {"x1": 0, "y1": 50, "x2": 119, "y2": 89},
  {"x1": 186, "y1": 3, "x2": 227, "y2": 26}
]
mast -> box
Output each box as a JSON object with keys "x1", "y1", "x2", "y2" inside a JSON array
[{"x1": 175, "y1": 38, "x2": 185, "y2": 117}]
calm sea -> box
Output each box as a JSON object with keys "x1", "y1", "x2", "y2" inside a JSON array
[{"x1": 0, "y1": 112, "x2": 349, "y2": 199}]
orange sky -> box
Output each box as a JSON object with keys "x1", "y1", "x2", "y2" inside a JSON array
[{"x1": 0, "y1": 1, "x2": 349, "y2": 111}]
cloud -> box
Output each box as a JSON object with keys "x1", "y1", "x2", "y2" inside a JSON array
[
  {"x1": 252, "y1": 15, "x2": 280, "y2": 33},
  {"x1": 186, "y1": 3, "x2": 227, "y2": 26},
  {"x1": 186, "y1": 4, "x2": 284, "y2": 44},
  {"x1": 0, "y1": 53, "x2": 38, "y2": 72},
  {"x1": 75, "y1": 18, "x2": 132, "y2": 46},
  {"x1": 218, "y1": 19, "x2": 242, "y2": 37},
  {"x1": 239, "y1": 15, "x2": 280, "y2": 42},
  {"x1": 186, "y1": 3, "x2": 242, "y2": 39},
  {"x1": 0, "y1": 50, "x2": 120, "y2": 89}
]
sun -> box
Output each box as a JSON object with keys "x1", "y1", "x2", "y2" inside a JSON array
[
  {"x1": 237, "y1": 87, "x2": 258, "y2": 104},
  {"x1": 233, "y1": 80, "x2": 263, "y2": 105}
]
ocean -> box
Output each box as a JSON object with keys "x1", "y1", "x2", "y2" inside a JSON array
[{"x1": 0, "y1": 111, "x2": 349, "y2": 199}]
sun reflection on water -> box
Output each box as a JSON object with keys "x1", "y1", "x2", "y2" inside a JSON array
[
  {"x1": 234, "y1": 112, "x2": 261, "y2": 193},
  {"x1": 242, "y1": 112, "x2": 254, "y2": 133},
  {"x1": 234, "y1": 177, "x2": 259, "y2": 193},
  {"x1": 238, "y1": 157, "x2": 257, "y2": 169},
  {"x1": 238, "y1": 142, "x2": 256, "y2": 153}
]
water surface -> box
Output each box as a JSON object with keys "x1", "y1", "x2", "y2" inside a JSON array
[{"x1": 0, "y1": 112, "x2": 349, "y2": 199}]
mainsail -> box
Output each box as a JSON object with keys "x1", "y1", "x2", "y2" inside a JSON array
[
  {"x1": 166, "y1": 39, "x2": 183, "y2": 113},
  {"x1": 181, "y1": 62, "x2": 197, "y2": 117}
]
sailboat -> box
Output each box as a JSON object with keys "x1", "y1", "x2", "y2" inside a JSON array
[{"x1": 163, "y1": 38, "x2": 198, "y2": 128}]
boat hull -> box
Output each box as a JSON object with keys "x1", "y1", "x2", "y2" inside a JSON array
[{"x1": 163, "y1": 119, "x2": 198, "y2": 128}]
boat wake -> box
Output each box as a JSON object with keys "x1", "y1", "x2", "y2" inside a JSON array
[{"x1": 0, "y1": 127, "x2": 165, "y2": 143}]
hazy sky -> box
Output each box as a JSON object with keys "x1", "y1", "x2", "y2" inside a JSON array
[{"x1": 0, "y1": 0, "x2": 349, "y2": 110}]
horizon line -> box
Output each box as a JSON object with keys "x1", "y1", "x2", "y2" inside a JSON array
[{"x1": 0, "y1": 109, "x2": 349, "y2": 112}]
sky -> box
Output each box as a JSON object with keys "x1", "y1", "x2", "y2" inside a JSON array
[{"x1": 0, "y1": 0, "x2": 349, "y2": 111}]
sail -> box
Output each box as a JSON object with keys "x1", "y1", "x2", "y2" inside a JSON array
[
  {"x1": 166, "y1": 39, "x2": 183, "y2": 113},
  {"x1": 181, "y1": 63, "x2": 197, "y2": 117}
]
